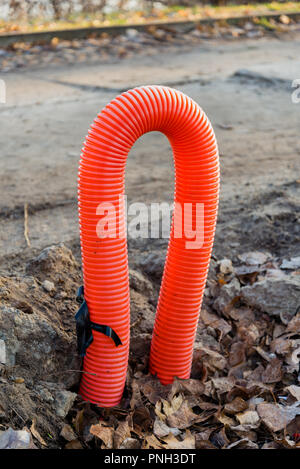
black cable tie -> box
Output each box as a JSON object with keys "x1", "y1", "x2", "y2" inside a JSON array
[
  {"x1": 75, "y1": 286, "x2": 122, "y2": 357},
  {"x1": 90, "y1": 322, "x2": 122, "y2": 347},
  {"x1": 76, "y1": 285, "x2": 85, "y2": 304}
]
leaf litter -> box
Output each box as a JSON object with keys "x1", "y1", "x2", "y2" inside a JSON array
[{"x1": 66, "y1": 252, "x2": 300, "y2": 450}]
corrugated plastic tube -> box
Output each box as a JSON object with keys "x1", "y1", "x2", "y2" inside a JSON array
[{"x1": 78, "y1": 85, "x2": 219, "y2": 407}]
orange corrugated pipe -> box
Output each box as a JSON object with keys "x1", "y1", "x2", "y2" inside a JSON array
[{"x1": 77, "y1": 85, "x2": 219, "y2": 407}]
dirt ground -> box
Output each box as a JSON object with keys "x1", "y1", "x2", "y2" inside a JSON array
[
  {"x1": 0, "y1": 27, "x2": 300, "y2": 449},
  {"x1": 1, "y1": 28, "x2": 300, "y2": 264}
]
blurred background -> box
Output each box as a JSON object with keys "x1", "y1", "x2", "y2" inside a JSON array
[{"x1": 1, "y1": 0, "x2": 299, "y2": 28}]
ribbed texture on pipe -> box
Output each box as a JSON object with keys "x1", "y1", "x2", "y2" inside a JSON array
[{"x1": 78, "y1": 85, "x2": 219, "y2": 406}]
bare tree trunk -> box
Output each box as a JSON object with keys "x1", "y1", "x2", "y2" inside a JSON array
[
  {"x1": 118, "y1": 0, "x2": 128, "y2": 11},
  {"x1": 49, "y1": 0, "x2": 62, "y2": 20},
  {"x1": 9, "y1": 0, "x2": 27, "y2": 20},
  {"x1": 82, "y1": 0, "x2": 107, "y2": 14}
]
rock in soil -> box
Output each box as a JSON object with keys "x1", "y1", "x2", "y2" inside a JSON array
[
  {"x1": 0, "y1": 339, "x2": 6, "y2": 365},
  {"x1": 241, "y1": 277, "x2": 300, "y2": 317},
  {"x1": 0, "y1": 244, "x2": 81, "y2": 445},
  {"x1": 0, "y1": 427, "x2": 36, "y2": 449}
]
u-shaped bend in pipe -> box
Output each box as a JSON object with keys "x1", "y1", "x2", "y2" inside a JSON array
[{"x1": 78, "y1": 85, "x2": 220, "y2": 407}]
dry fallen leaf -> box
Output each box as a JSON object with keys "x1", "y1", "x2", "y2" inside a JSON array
[
  {"x1": 254, "y1": 345, "x2": 272, "y2": 362},
  {"x1": 138, "y1": 375, "x2": 172, "y2": 404},
  {"x1": 90, "y1": 423, "x2": 114, "y2": 448},
  {"x1": 113, "y1": 420, "x2": 131, "y2": 449},
  {"x1": 229, "y1": 341, "x2": 246, "y2": 367},
  {"x1": 195, "y1": 344, "x2": 227, "y2": 371},
  {"x1": 196, "y1": 439, "x2": 217, "y2": 449},
  {"x1": 211, "y1": 376, "x2": 236, "y2": 394},
  {"x1": 130, "y1": 378, "x2": 143, "y2": 409},
  {"x1": 217, "y1": 412, "x2": 235, "y2": 427},
  {"x1": 162, "y1": 430, "x2": 195, "y2": 449},
  {"x1": 200, "y1": 309, "x2": 231, "y2": 336},
  {"x1": 227, "y1": 438, "x2": 258, "y2": 449},
  {"x1": 162, "y1": 394, "x2": 184, "y2": 418},
  {"x1": 132, "y1": 407, "x2": 152, "y2": 433},
  {"x1": 230, "y1": 424, "x2": 258, "y2": 440},
  {"x1": 270, "y1": 336, "x2": 292, "y2": 356},
  {"x1": 235, "y1": 265, "x2": 260, "y2": 285},
  {"x1": 195, "y1": 428, "x2": 214, "y2": 444},
  {"x1": 257, "y1": 402, "x2": 300, "y2": 432},
  {"x1": 261, "y1": 441, "x2": 280, "y2": 449},
  {"x1": 285, "y1": 385, "x2": 300, "y2": 401},
  {"x1": 74, "y1": 408, "x2": 85, "y2": 434},
  {"x1": 286, "y1": 312, "x2": 300, "y2": 334},
  {"x1": 30, "y1": 419, "x2": 47, "y2": 447},
  {"x1": 153, "y1": 418, "x2": 180, "y2": 438},
  {"x1": 170, "y1": 377, "x2": 205, "y2": 399},
  {"x1": 155, "y1": 400, "x2": 166, "y2": 422},
  {"x1": 224, "y1": 397, "x2": 248, "y2": 414},
  {"x1": 153, "y1": 418, "x2": 171, "y2": 438},
  {"x1": 143, "y1": 434, "x2": 164, "y2": 449},
  {"x1": 166, "y1": 399, "x2": 202, "y2": 430},
  {"x1": 236, "y1": 410, "x2": 260, "y2": 426},
  {"x1": 261, "y1": 358, "x2": 282, "y2": 383},
  {"x1": 120, "y1": 437, "x2": 141, "y2": 449},
  {"x1": 285, "y1": 345, "x2": 300, "y2": 373},
  {"x1": 65, "y1": 439, "x2": 83, "y2": 449},
  {"x1": 60, "y1": 424, "x2": 77, "y2": 442}
]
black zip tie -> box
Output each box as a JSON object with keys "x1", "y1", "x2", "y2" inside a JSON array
[{"x1": 75, "y1": 286, "x2": 122, "y2": 357}]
